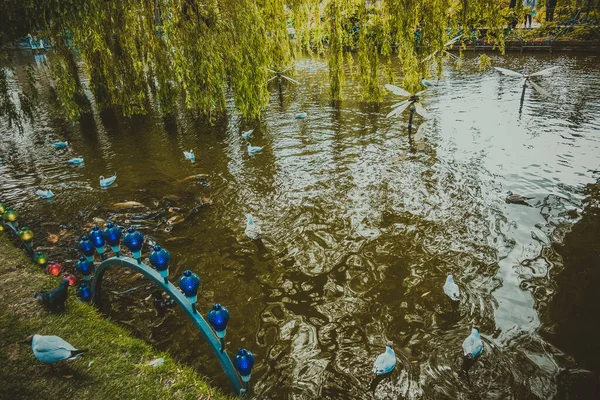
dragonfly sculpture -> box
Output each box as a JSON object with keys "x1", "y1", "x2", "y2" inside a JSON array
[
  {"x1": 385, "y1": 85, "x2": 429, "y2": 117},
  {"x1": 494, "y1": 66, "x2": 558, "y2": 113},
  {"x1": 266, "y1": 67, "x2": 300, "y2": 85},
  {"x1": 423, "y1": 35, "x2": 462, "y2": 62},
  {"x1": 385, "y1": 84, "x2": 430, "y2": 135}
]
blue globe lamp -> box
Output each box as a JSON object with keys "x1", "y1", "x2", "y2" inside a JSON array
[
  {"x1": 178, "y1": 270, "x2": 200, "y2": 313},
  {"x1": 149, "y1": 245, "x2": 170, "y2": 283},
  {"x1": 76, "y1": 256, "x2": 93, "y2": 281},
  {"x1": 123, "y1": 227, "x2": 144, "y2": 262},
  {"x1": 208, "y1": 304, "x2": 230, "y2": 351},
  {"x1": 103, "y1": 221, "x2": 122, "y2": 255},
  {"x1": 78, "y1": 236, "x2": 95, "y2": 263},
  {"x1": 77, "y1": 283, "x2": 92, "y2": 302},
  {"x1": 88, "y1": 225, "x2": 105, "y2": 255},
  {"x1": 234, "y1": 348, "x2": 255, "y2": 389}
]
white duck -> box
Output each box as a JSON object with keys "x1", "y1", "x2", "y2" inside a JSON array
[
  {"x1": 35, "y1": 189, "x2": 54, "y2": 199},
  {"x1": 247, "y1": 143, "x2": 264, "y2": 155},
  {"x1": 67, "y1": 157, "x2": 84, "y2": 165},
  {"x1": 443, "y1": 274, "x2": 460, "y2": 302},
  {"x1": 245, "y1": 214, "x2": 262, "y2": 240},
  {"x1": 184, "y1": 150, "x2": 195, "y2": 162},
  {"x1": 52, "y1": 141, "x2": 68, "y2": 148},
  {"x1": 372, "y1": 342, "x2": 396, "y2": 377},
  {"x1": 462, "y1": 328, "x2": 484, "y2": 360},
  {"x1": 241, "y1": 129, "x2": 254, "y2": 139},
  {"x1": 21, "y1": 334, "x2": 86, "y2": 364},
  {"x1": 99, "y1": 173, "x2": 117, "y2": 188}
]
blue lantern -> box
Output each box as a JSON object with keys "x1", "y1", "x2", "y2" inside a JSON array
[
  {"x1": 88, "y1": 225, "x2": 105, "y2": 254},
  {"x1": 77, "y1": 283, "x2": 92, "y2": 302},
  {"x1": 123, "y1": 227, "x2": 144, "y2": 261},
  {"x1": 78, "y1": 236, "x2": 95, "y2": 263},
  {"x1": 76, "y1": 256, "x2": 93, "y2": 281},
  {"x1": 178, "y1": 270, "x2": 200, "y2": 313},
  {"x1": 234, "y1": 349, "x2": 255, "y2": 383},
  {"x1": 149, "y1": 245, "x2": 170, "y2": 283},
  {"x1": 103, "y1": 221, "x2": 122, "y2": 254},
  {"x1": 208, "y1": 304, "x2": 230, "y2": 337},
  {"x1": 208, "y1": 304, "x2": 230, "y2": 352}
]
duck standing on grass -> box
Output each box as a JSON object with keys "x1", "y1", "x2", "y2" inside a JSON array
[
  {"x1": 21, "y1": 334, "x2": 86, "y2": 364},
  {"x1": 372, "y1": 342, "x2": 396, "y2": 377},
  {"x1": 35, "y1": 279, "x2": 69, "y2": 311}
]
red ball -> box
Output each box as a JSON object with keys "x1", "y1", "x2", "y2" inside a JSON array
[
  {"x1": 46, "y1": 262, "x2": 62, "y2": 276},
  {"x1": 62, "y1": 272, "x2": 77, "y2": 286}
]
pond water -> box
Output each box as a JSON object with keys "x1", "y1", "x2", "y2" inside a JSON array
[{"x1": 1, "y1": 52, "x2": 599, "y2": 399}]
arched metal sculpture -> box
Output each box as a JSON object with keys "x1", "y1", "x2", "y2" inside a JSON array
[
  {"x1": 91, "y1": 255, "x2": 246, "y2": 393},
  {"x1": 0, "y1": 201, "x2": 255, "y2": 396},
  {"x1": 83, "y1": 224, "x2": 256, "y2": 395}
]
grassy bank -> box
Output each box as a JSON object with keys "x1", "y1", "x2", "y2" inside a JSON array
[{"x1": 0, "y1": 234, "x2": 229, "y2": 400}]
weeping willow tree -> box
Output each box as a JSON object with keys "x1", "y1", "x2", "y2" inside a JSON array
[{"x1": 1, "y1": 0, "x2": 511, "y2": 131}]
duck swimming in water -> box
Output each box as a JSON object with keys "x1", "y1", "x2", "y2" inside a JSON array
[
  {"x1": 372, "y1": 342, "x2": 396, "y2": 377},
  {"x1": 505, "y1": 190, "x2": 534, "y2": 205}
]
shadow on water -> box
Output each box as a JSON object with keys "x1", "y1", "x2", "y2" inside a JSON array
[{"x1": 543, "y1": 178, "x2": 600, "y2": 398}]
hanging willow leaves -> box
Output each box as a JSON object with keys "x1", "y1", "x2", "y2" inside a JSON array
[{"x1": 0, "y1": 0, "x2": 515, "y2": 128}]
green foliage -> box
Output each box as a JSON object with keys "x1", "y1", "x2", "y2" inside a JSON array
[
  {"x1": 0, "y1": 0, "x2": 519, "y2": 128},
  {"x1": 478, "y1": 53, "x2": 492, "y2": 71}
]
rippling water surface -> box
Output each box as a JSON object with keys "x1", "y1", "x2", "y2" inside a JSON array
[{"x1": 1, "y1": 52, "x2": 600, "y2": 399}]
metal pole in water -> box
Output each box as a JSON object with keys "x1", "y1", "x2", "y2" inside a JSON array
[{"x1": 408, "y1": 104, "x2": 415, "y2": 136}]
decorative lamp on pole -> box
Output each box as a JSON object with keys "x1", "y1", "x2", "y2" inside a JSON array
[
  {"x1": 103, "y1": 221, "x2": 122, "y2": 256},
  {"x1": 19, "y1": 226, "x2": 33, "y2": 242},
  {"x1": 123, "y1": 227, "x2": 144, "y2": 263},
  {"x1": 63, "y1": 272, "x2": 77, "y2": 286},
  {"x1": 19, "y1": 226, "x2": 34, "y2": 256},
  {"x1": 207, "y1": 304, "x2": 230, "y2": 352},
  {"x1": 0, "y1": 202, "x2": 5, "y2": 232},
  {"x1": 3, "y1": 207, "x2": 18, "y2": 231},
  {"x1": 77, "y1": 283, "x2": 92, "y2": 301},
  {"x1": 88, "y1": 225, "x2": 106, "y2": 258},
  {"x1": 149, "y1": 245, "x2": 170, "y2": 284},
  {"x1": 78, "y1": 236, "x2": 95, "y2": 263},
  {"x1": 76, "y1": 256, "x2": 94, "y2": 281},
  {"x1": 46, "y1": 262, "x2": 62, "y2": 276},
  {"x1": 34, "y1": 251, "x2": 48, "y2": 267},
  {"x1": 178, "y1": 270, "x2": 200, "y2": 313},
  {"x1": 234, "y1": 348, "x2": 255, "y2": 392}
]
